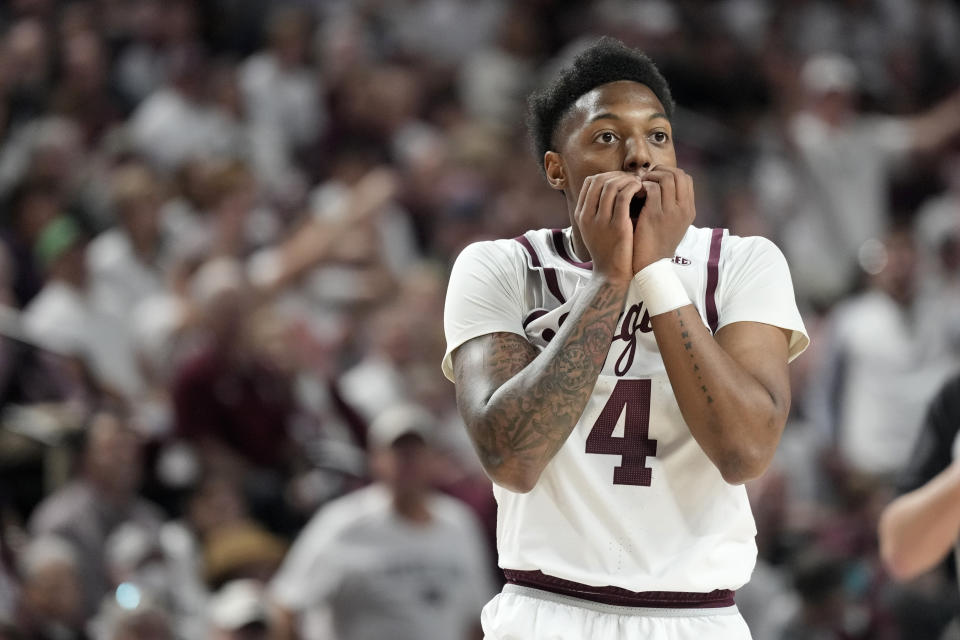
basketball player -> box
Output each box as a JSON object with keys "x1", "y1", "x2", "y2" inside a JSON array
[{"x1": 443, "y1": 37, "x2": 809, "y2": 639}]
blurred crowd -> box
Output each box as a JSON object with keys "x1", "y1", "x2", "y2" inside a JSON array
[{"x1": 0, "y1": 0, "x2": 958, "y2": 638}]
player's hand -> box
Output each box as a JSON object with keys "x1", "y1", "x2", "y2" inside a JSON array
[
  {"x1": 632, "y1": 165, "x2": 695, "y2": 273},
  {"x1": 574, "y1": 171, "x2": 644, "y2": 284}
]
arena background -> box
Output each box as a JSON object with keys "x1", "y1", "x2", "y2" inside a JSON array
[{"x1": 0, "y1": 0, "x2": 959, "y2": 638}]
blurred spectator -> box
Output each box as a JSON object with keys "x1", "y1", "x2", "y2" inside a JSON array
[
  {"x1": 89, "y1": 596, "x2": 172, "y2": 640},
  {"x1": 208, "y1": 579, "x2": 273, "y2": 640},
  {"x1": 0, "y1": 231, "x2": 80, "y2": 406},
  {"x1": 163, "y1": 471, "x2": 246, "y2": 590},
  {"x1": 95, "y1": 521, "x2": 206, "y2": 640},
  {"x1": 106, "y1": 606, "x2": 171, "y2": 640},
  {"x1": 239, "y1": 6, "x2": 323, "y2": 204},
  {"x1": 337, "y1": 300, "x2": 420, "y2": 425},
  {"x1": 270, "y1": 404, "x2": 495, "y2": 640},
  {"x1": 28, "y1": 410, "x2": 163, "y2": 616},
  {"x1": 13, "y1": 535, "x2": 87, "y2": 640},
  {"x1": 756, "y1": 52, "x2": 960, "y2": 307},
  {"x1": 879, "y1": 372, "x2": 960, "y2": 582},
  {"x1": 88, "y1": 163, "x2": 168, "y2": 320},
  {"x1": 202, "y1": 520, "x2": 285, "y2": 591},
  {"x1": 21, "y1": 216, "x2": 144, "y2": 399},
  {"x1": 916, "y1": 149, "x2": 960, "y2": 323},
  {"x1": 128, "y1": 46, "x2": 243, "y2": 174},
  {"x1": 777, "y1": 550, "x2": 852, "y2": 640},
  {"x1": 0, "y1": 178, "x2": 58, "y2": 306},
  {"x1": 0, "y1": 19, "x2": 53, "y2": 131},
  {"x1": 457, "y1": 3, "x2": 542, "y2": 129},
  {"x1": 301, "y1": 153, "x2": 415, "y2": 316},
  {"x1": 806, "y1": 223, "x2": 959, "y2": 479},
  {"x1": 112, "y1": 0, "x2": 172, "y2": 108},
  {"x1": 203, "y1": 160, "x2": 276, "y2": 259},
  {"x1": 172, "y1": 258, "x2": 294, "y2": 474},
  {"x1": 0, "y1": 115, "x2": 110, "y2": 231},
  {"x1": 876, "y1": 373, "x2": 960, "y2": 640},
  {"x1": 103, "y1": 523, "x2": 169, "y2": 606},
  {"x1": 376, "y1": 0, "x2": 506, "y2": 68},
  {"x1": 51, "y1": 30, "x2": 122, "y2": 147}
]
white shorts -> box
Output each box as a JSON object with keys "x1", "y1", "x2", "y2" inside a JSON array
[{"x1": 482, "y1": 585, "x2": 753, "y2": 640}]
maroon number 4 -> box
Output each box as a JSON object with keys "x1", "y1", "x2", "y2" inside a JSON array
[{"x1": 585, "y1": 379, "x2": 658, "y2": 486}]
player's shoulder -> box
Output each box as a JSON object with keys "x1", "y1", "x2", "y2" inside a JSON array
[
  {"x1": 453, "y1": 235, "x2": 527, "y2": 267},
  {"x1": 717, "y1": 230, "x2": 787, "y2": 265},
  {"x1": 453, "y1": 227, "x2": 578, "y2": 272}
]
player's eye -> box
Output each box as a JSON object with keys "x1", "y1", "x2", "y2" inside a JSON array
[
  {"x1": 595, "y1": 131, "x2": 618, "y2": 144},
  {"x1": 650, "y1": 131, "x2": 670, "y2": 144}
]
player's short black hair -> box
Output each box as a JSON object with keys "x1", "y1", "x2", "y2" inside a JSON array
[{"x1": 526, "y1": 37, "x2": 675, "y2": 172}]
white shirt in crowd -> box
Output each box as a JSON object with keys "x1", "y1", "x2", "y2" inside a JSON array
[
  {"x1": 270, "y1": 484, "x2": 495, "y2": 640},
  {"x1": 129, "y1": 88, "x2": 243, "y2": 173},
  {"x1": 757, "y1": 113, "x2": 911, "y2": 303},
  {"x1": 23, "y1": 281, "x2": 144, "y2": 398},
  {"x1": 87, "y1": 229, "x2": 166, "y2": 320},
  {"x1": 809, "y1": 289, "x2": 958, "y2": 476}
]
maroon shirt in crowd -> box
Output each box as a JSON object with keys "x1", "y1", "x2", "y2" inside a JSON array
[{"x1": 172, "y1": 346, "x2": 293, "y2": 470}]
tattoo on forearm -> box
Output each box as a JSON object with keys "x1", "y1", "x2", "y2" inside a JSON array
[
  {"x1": 457, "y1": 280, "x2": 625, "y2": 473},
  {"x1": 677, "y1": 310, "x2": 713, "y2": 403}
]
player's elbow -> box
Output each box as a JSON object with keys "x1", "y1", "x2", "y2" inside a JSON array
[
  {"x1": 715, "y1": 445, "x2": 773, "y2": 485},
  {"x1": 467, "y1": 421, "x2": 543, "y2": 493},
  {"x1": 487, "y1": 466, "x2": 540, "y2": 494},
  {"x1": 718, "y1": 463, "x2": 764, "y2": 486}
]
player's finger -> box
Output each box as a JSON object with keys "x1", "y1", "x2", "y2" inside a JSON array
[
  {"x1": 613, "y1": 180, "x2": 645, "y2": 226},
  {"x1": 577, "y1": 176, "x2": 602, "y2": 225},
  {"x1": 644, "y1": 169, "x2": 677, "y2": 208},
  {"x1": 680, "y1": 171, "x2": 696, "y2": 220},
  {"x1": 640, "y1": 180, "x2": 662, "y2": 218},
  {"x1": 575, "y1": 175, "x2": 593, "y2": 218},
  {"x1": 597, "y1": 175, "x2": 639, "y2": 224}
]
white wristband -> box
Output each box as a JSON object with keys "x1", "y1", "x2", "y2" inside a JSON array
[{"x1": 632, "y1": 258, "x2": 690, "y2": 316}]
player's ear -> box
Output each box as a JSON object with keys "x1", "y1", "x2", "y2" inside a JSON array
[{"x1": 544, "y1": 151, "x2": 566, "y2": 191}]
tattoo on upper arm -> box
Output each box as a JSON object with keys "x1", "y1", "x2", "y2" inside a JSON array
[
  {"x1": 484, "y1": 335, "x2": 538, "y2": 386},
  {"x1": 454, "y1": 280, "x2": 625, "y2": 474}
]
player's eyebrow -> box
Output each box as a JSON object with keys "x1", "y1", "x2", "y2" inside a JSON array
[
  {"x1": 587, "y1": 112, "x2": 670, "y2": 123},
  {"x1": 588, "y1": 112, "x2": 620, "y2": 123}
]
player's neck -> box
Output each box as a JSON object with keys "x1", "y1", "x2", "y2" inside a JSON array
[{"x1": 569, "y1": 227, "x2": 592, "y2": 262}]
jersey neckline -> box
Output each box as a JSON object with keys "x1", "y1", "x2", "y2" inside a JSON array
[{"x1": 551, "y1": 228, "x2": 593, "y2": 271}]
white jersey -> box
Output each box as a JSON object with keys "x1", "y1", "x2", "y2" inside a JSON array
[{"x1": 443, "y1": 225, "x2": 808, "y2": 594}]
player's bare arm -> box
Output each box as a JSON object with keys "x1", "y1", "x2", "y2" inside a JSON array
[
  {"x1": 452, "y1": 172, "x2": 640, "y2": 493},
  {"x1": 638, "y1": 165, "x2": 792, "y2": 484}
]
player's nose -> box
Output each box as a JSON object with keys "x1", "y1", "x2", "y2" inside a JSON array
[{"x1": 622, "y1": 137, "x2": 652, "y2": 174}]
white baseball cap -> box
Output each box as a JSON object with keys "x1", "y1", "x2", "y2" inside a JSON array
[
  {"x1": 368, "y1": 404, "x2": 436, "y2": 450},
  {"x1": 801, "y1": 53, "x2": 859, "y2": 95},
  {"x1": 209, "y1": 579, "x2": 269, "y2": 630}
]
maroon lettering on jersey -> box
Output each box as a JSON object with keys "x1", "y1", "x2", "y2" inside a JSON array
[
  {"x1": 612, "y1": 303, "x2": 651, "y2": 376},
  {"x1": 585, "y1": 379, "x2": 658, "y2": 486}
]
